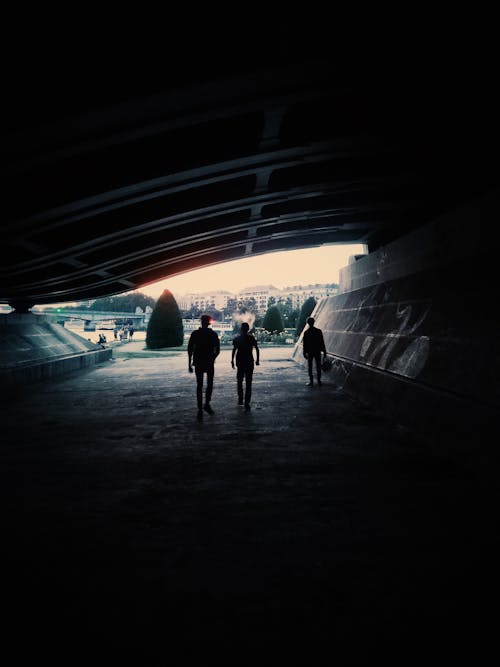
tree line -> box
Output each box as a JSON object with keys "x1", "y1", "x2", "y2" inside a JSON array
[
  {"x1": 45, "y1": 289, "x2": 321, "y2": 348},
  {"x1": 85, "y1": 293, "x2": 156, "y2": 312},
  {"x1": 145, "y1": 290, "x2": 319, "y2": 349},
  {"x1": 183, "y1": 293, "x2": 322, "y2": 331}
]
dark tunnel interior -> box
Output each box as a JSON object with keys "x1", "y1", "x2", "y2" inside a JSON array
[{"x1": 1, "y1": 20, "x2": 499, "y2": 663}]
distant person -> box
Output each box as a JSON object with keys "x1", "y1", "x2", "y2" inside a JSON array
[
  {"x1": 231, "y1": 322, "x2": 260, "y2": 410},
  {"x1": 129, "y1": 325, "x2": 134, "y2": 340},
  {"x1": 303, "y1": 317, "x2": 326, "y2": 386},
  {"x1": 188, "y1": 314, "x2": 221, "y2": 420},
  {"x1": 113, "y1": 326, "x2": 118, "y2": 340}
]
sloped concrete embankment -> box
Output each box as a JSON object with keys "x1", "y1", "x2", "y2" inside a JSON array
[{"x1": 0, "y1": 313, "x2": 112, "y2": 385}]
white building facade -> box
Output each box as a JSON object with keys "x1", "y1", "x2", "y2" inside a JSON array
[
  {"x1": 178, "y1": 290, "x2": 234, "y2": 312},
  {"x1": 236, "y1": 284, "x2": 281, "y2": 312},
  {"x1": 280, "y1": 284, "x2": 339, "y2": 310},
  {"x1": 178, "y1": 283, "x2": 338, "y2": 315}
]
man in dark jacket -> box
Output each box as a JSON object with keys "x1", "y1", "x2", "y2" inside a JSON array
[
  {"x1": 188, "y1": 315, "x2": 220, "y2": 419},
  {"x1": 231, "y1": 322, "x2": 260, "y2": 410},
  {"x1": 302, "y1": 317, "x2": 327, "y2": 386}
]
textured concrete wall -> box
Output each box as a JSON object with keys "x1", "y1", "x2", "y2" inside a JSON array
[
  {"x1": 0, "y1": 313, "x2": 112, "y2": 385},
  {"x1": 293, "y1": 190, "x2": 500, "y2": 445}
]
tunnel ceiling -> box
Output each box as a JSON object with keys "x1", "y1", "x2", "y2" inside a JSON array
[{"x1": 2, "y1": 28, "x2": 499, "y2": 306}]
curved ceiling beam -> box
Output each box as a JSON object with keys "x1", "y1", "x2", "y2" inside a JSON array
[{"x1": 2, "y1": 36, "x2": 500, "y2": 306}]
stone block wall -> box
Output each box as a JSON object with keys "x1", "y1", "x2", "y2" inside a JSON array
[{"x1": 293, "y1": 190, "x2": 500, "y2": 446}]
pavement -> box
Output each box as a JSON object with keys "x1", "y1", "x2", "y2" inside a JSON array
[{"x1": 1, "y1": 346, "x2": 498, "y2": 663}]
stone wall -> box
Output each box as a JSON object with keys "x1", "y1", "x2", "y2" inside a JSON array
[{"x1": 293, "y1": 190, "x2": 500, "y2": 446}]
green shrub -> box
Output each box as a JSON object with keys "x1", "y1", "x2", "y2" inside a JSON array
[
  {"x1": 262, "y1": 305, "x2": 284, "y2": 333},
  {"x1": 146, "y1": 289, "x2": 184, "y2": 349}
]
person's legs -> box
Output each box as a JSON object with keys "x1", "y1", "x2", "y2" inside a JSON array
[
  {"x1": 244, "y1": 367, "x2": 253, "y2": 406},
  {"x1": 307, "y1": 355, "x2": 314, "y2": 384},
  {"x1": 237, "y1": 366, "x2": 244, "y2": 404},
  {"x1": 205, "y1": 366, "x2": 214, "y2": 409},
  {"x1": 314, "y1": 352, "x2": 322, "y2": 384},
  {"x1": 195, "y1": 368, "x2": 204, "y2": 411}
]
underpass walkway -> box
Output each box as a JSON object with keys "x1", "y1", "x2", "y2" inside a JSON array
[{"x1": 1, "y1": 347, "x2": 497, "y2": 662}]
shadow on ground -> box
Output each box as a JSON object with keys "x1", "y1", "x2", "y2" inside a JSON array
[{"x1": 1, "y1": 347, "x2": 497, "y2": 662}]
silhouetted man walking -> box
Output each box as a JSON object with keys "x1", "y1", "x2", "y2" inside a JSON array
[
  {"x1": 303, "y1": 316, "x2": 326, "y2": 386},
  {"x1": 231, "y1": 322, "x2": 260, "y2": 410},
  {"x1": 188, "y1": 315, "x2": 220, "y2": 420}
]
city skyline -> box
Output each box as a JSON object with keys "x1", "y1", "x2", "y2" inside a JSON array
[
  {"x1": 21, "y1": 244, "x2": 367, "y2": 309},
  {"x1": 139, "y1": 244, "x2": 366, "y2": 299}
]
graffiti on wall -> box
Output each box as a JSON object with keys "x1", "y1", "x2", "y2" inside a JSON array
[{"x1": 359, "y1": 301, "x2": 431, "y2": 379}]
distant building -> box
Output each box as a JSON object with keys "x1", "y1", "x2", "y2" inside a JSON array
[
  {"x1": 236, "y1": 285, "x2": 281, "y2": 313},
  {"x1": 280, "y1": 283, "x2": 339, "y2": 310},
  {"x1": 179, "y1": 290, "x2": 234, "y2": 312},
  {"x1": 178, "y1": 283, "x2": 339, "y2": 315}
]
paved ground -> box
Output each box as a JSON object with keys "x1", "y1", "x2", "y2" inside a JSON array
[{"x1": 1, "y1": 346, "x2": 498, "y2": 663}]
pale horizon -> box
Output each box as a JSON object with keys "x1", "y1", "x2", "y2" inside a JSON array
[
  {"x1": 139, "y1": 244, "x2": 366, "y2": 299},
  {"x1": 32, "y1": 244, "x2": 367, "y2": 307}
]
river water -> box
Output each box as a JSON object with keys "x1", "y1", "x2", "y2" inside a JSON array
[
  {"x1": 64, "y1": 321, "x2": 147, "y2": 345},
  {"x1": 65, "y1": 320, "x2": 296, "y2": 348}
]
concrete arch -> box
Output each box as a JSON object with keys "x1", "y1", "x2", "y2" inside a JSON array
[
  {"x1": 2, "y1": 35, "x2": 499, "y2": 306},
  {"x1": 1, "y1": 30, "x2": 499, "y2": 443}
]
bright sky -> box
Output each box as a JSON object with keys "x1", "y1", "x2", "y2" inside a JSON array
[{"x1": 139, "y1": 244, "x2": 366, "y2": 298}]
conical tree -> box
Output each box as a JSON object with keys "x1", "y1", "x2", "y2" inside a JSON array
[
  {"x1": 146, "y1": 289, "x2": 184, "y2": 349},
  {"x1": 295, "y1": 296, "x2": 317, "y2": 335},
  {"x1": 262, "y1": 304, "x2": 284, "y2": 333}
]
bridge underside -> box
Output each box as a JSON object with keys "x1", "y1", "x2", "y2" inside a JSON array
[
  {"x1": 2, "y1": 32, "x2": 499, "y2": 306},
  {"x1": 1, "y1": 28, "x2": 499, "y2": 655}
]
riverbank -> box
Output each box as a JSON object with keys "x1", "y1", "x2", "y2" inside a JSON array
[{"x1": 108, "y1": 339, "x2": 296, "y2": 359}]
